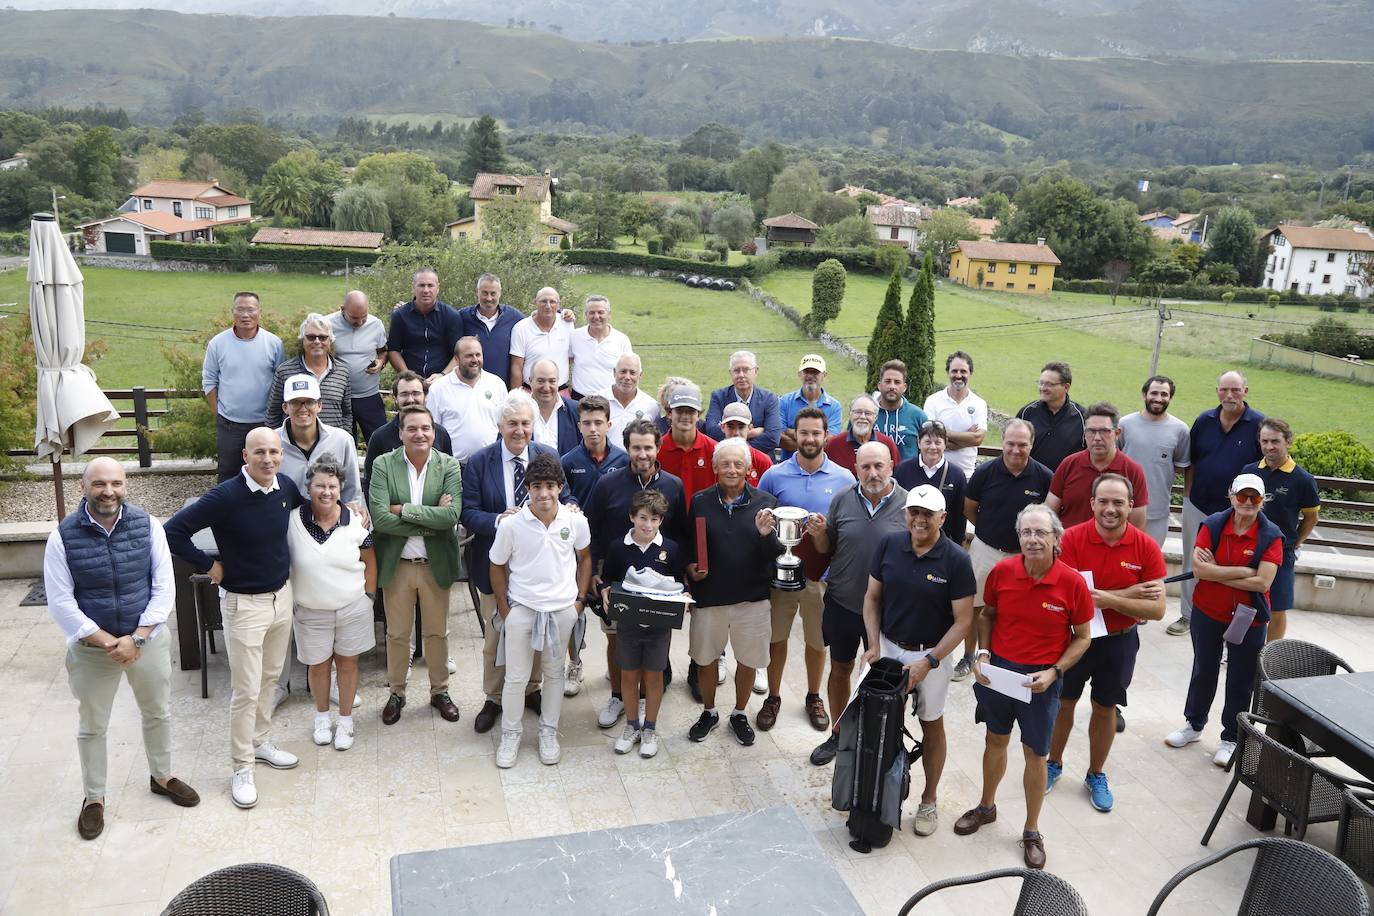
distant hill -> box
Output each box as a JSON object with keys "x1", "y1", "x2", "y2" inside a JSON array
[
  {"x1": 2, "y1": 10, "x2": 1373, "y2": 164},
  {"x1": 6, "y1": 0, "x2": 1373, "y2": 60}
]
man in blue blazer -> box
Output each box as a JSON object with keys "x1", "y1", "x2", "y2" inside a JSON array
[
  {"x1": 461, "y1": 389, "x2": 573, "y2": 734},
  {"x1": 529, "y1": 358, "x2": 582, "y2": 456},
  {"x1": 703, "y1": 349, "x2": 782, "y2": 456}
]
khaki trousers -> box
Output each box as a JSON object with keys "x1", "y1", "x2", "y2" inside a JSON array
[
  {"x1": 385, "y1": 560, "x2": 451, "y2": 697},
  {"x1": 222, "y1": 583, "x2": 294, "y2": 769},
  {"x1": 65, "y1": 627, "x2": 173, "y2": 801},
  {"x1": 479, "y1": 591, "x2": 541, "y2": 703}
]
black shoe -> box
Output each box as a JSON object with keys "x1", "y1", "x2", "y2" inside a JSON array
[
  {"x1": 1116, "y1": 708, "x2": 1126, "y2": 733},
  {"x1": 430, "y1": 692, "x2": 460, "y2": 722},
  {"x1": 381, "y1": 692, "x2": 405, "y2": 725},
  {"x1": 688, "y1": 710, "x2": 719, "y2": 742},
  {"x1": 525, "y1": 690, "x2": 543, "y2": 715},
  {"x1": 729, "y1": 712, "x2": 756, "y2": 747},
  {"x1": 473, "y1": 700, "x2": 501, "y2": 734},
  {"x1": 687, "y1": 661, "x2": 702, "y2": 704},
  {"x1": 810, "y1": 733, "x2": 839, "y2": 766}
]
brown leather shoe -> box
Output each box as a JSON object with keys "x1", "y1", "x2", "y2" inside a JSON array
[
  {"x1": 805, "y1": 694, "x2": 830, "y2": 731},
  {"x1": 150, "y1": 776, "x2": 200, "y2": 807},
  {"x1": 77, "y1": 801, "x2": 104, "y2": 840},
  {"x1": 524, "y1": 690, "x2": 543, "y2": 715},
  {"x1": 473, "y1": 700, "x2": 501, "y2": 734},
  {"x1": 1022, "y1": 831, "x2": 1046, "y2": 869},
  {"x1": 756, "y1": 695, "x2": 781, "y2": 731},
  {"x1": 430, "y1": 692, "x2": 460, "y2": 722},
  {"x1": 954, "y1": 805, "x2": 997, "y2": 836},
  {"x1": 382, "y1": 693, "x2": 406, "y2": 725}
]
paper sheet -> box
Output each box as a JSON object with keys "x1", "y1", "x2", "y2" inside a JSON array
[
  {"x1": 1079, "y1": 569, "x2": 1108, "y2": 638},
  {"x1": 980, "y1": 662, "x2": 1033, "y2": 703}
]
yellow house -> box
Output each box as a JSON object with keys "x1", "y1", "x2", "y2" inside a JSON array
[
  {"x1": 948, "y1": 239, "x2": 1061, "y2": 295},
  {"x1": 446, "y1": 171, "x2": 577, "y2": 248}
]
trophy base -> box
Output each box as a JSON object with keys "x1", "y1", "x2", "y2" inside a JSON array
[{"x1": 771, "y1": 572, "x2": 805, "y2": 592}]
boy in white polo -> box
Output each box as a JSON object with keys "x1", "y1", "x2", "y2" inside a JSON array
[{"x1": 490, "y1": 453, "x2": 592, "y2": 768}]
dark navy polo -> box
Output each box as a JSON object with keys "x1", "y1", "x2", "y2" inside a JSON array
[
  {"x1": 1243, "y1": 458, "x2": 1320, "y2": 548},
  {"x1": 965, "y1": 457, "x2": 1054, "y2": 554},
  {"x1": 1188, "y1": 404, "x2": 1264, "y2": 514},
  {"x1": 869, "y1": 530, "x2": 976, "y2": 648},
  {"x1": 386, "y1": 299, "x2": 463, "y2": 378},
  {"x1": 1015, "y1": 398, "x2": 1086, "y2": 471}
]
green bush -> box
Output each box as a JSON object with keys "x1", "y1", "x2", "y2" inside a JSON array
[
  {"x1": 1221, "y1": 291, "x2": 1235, "y2": 304},
  {"x1": 559, "y1": 248, "x2": 751, "y2": 277},
  {"x1": 874, "y1": 245, "x2": 908, "y2": 277},
  {"x1": 559, "y1": 234, "x2": 571, "y2": 251},
  {"x1": 772, "y1": 246, "x2": 882, "y2": 273},
  {"x1": 806, "y1": 258, "x2": 846, "y2": 332},
  {"x1": 0, "y1": 310, "x2": 37, "y2": 471},
  {"x1": 1290, "y1": 430, "x2": 1374, "y2": 480},
  {"x1": 645, "y1": 238, "x2": 661, "y2": 255},
  {"x1": 1263, "y1": 316, "x2": 1374, "y2": 360},
  {"x1": 1267, "y1": 294, "x2": 1280, "y2": 309},
  {"x1": 0, "y1": 230, "x2": 28, "y2": 254},
  {"x1": 740, "y1": 240, "x2": 758, "y2": 256},
  {"x1": 149, "y1": 240, "x2": 382, "y2": 273},
  {"x1": 1053, "y1": 278, "x2": 1300, "y2": 305}
]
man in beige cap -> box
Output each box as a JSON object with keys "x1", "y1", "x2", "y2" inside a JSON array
[
  {"x1": 720, "y1": 402, "x2": 774, "y2": 489},
  {"x1": 778, "y1": 354, "x2": 843, "y2": 460}
]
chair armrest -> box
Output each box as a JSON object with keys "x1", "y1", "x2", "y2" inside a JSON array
[
  {"x1": 1147, "y1": 840, "x2": 1269, "y2": 916},
  {"x1": 898, "y1": 869, "x2": 1036, "y2": 916}
]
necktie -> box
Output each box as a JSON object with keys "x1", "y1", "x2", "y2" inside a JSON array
[{"x1": 512, "y1": 456, "x2": 527, "y2": 507}]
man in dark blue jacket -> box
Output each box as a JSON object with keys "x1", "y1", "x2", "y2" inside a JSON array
[
  {"x1": 456, "y1": 273, "x2": 524, "y2": 389},
  {"x1": 703, "y1": 349, "x2": 782, "y2": 455},
  {"x1": 460, "y1": 391, "x2": 571, "y2": 734}
]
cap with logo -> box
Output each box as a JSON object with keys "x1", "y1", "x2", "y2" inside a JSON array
[
  {"x1": 284, "y1": 374, "x2": 321, "y2": 402},
  {"x1": 904, "y1": 484, "x2": 946, "y2": 512},
  {"x1": 668, "y1": 387, "x2": 702, "y2": 412},
  {"x1": 799, "y1": 354, "x2": 827, "y2": 373},
  {"x1": 1229, "y1": 473, "x2": 1266, "y2": 497},
  {"x1": 721, "y1": 402, "x2": 752, "y2": 426}
]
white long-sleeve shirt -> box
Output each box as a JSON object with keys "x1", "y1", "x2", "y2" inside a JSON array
[{"x1": 43, "y1": 506, "x2": 174, "y2": 646}]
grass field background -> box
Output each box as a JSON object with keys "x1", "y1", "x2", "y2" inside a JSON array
[{"x1": 1, "y1": 265, "x2": 1370, "y2": 446}]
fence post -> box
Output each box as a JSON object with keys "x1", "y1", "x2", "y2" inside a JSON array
[{"x1": 132, "y1": 385, "x2": 152, "y2": 468}]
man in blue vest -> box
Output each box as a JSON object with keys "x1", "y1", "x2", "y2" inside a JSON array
[{"x1": 45, "y1": 458, "x2": 200, "y2": 840}]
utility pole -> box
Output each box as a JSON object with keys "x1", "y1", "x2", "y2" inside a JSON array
[
  {"x1": 1149, "y1": 297, "x2": 1168, "y2": 378},
  {"x1": 51, "y1": 187, "x2": 60, "y2": 226}
]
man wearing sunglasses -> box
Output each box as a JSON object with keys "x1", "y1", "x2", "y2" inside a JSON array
[{"x1": 265, "y1": 314, "x2": 353, "y2": 433}]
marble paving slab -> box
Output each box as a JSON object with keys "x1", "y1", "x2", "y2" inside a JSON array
[{"x1": 389, "y1": 805, "x2": 863, "y2": 915}]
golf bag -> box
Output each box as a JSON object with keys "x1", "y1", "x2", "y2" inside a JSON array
[{"x1": 831, "y1": 657, "x2": 923, "y2": 853}]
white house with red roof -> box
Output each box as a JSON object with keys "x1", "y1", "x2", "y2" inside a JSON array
[
  {"x1": 1261, "y1": 224, "x2": 1374, "y2": 297},
  {"x1": 77, "y1": 179, "x2": 254, "y2": 254}
]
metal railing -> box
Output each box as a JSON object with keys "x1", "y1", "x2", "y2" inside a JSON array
[{"x1": 6, "y1": 386, "x2": 201, "y2": 468}]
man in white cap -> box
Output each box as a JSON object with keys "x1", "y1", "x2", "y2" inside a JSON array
[
  {"x1": 719, "y1": 402, "x2": 774, "y2": 489},
  {"x1": 858, "y1": 484, "x2": 975, "y2": 837},
  {"x1": 1165, "y1": 472, "x2": 1282, "y2": 769},
  {"x1": 777, "y1": 354, "x2": 842, "y2": 460}
]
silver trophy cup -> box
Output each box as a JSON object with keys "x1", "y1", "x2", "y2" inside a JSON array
[{"x1": 771, "y1": 507, "x2": 809, "y2": 592}]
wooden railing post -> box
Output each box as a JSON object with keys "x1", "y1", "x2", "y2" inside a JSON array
[{"x1": 132, "y1": 385, "x2": 152, "y2": 468}]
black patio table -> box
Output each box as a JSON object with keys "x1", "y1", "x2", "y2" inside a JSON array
[{"x1": 1247, "y1": 671, "x2": 1374, "y2": 828}]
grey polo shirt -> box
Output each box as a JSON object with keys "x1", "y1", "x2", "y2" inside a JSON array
[
  {"x1": 327, "y1": 311, "x2": 388, "y2": 398},
  {"x1": 822, "y1": 481, "x2": 909, "y2": 615},
  {"x1": 1119, "y1": 411, "x2": 1191, "y2": 521}
]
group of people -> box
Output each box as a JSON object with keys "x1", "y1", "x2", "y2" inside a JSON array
[{"x1": 46, "y1": 269, "x2": 1323, "y2": 874}]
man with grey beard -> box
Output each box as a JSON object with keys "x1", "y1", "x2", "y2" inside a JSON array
[{"x1": 822, "y1": 394, "x2": 899, "y2": 475}]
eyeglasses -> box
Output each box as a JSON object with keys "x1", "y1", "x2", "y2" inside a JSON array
[
  {"x1": 850, "y1": 409, "x2": 876, "y2": 418},
  {"x1": 1017, "y1": 528, "x2": 1054, "y2": 538},
  {"x1": 304, "y1": 334, "x2": 330, "y2": 343},
  {"x1": 1233, "y1": 492, "x2": 1265, "y2": 506},
  {"x1": 1084, "y1": 427, "x2": 1115, "y2": 438}
]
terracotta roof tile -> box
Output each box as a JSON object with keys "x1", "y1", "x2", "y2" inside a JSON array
[{"x1": 953, "y1": 239, "x2": 1061, "y2": 265}]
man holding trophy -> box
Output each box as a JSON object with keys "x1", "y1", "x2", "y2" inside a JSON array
[{"x1": 757, "y1": 407, "x2": 854, "y2": 732}]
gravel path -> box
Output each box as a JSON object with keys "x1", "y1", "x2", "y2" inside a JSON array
[{"x1": 0, "y1": 473, "x2": 216, "y2": 524}]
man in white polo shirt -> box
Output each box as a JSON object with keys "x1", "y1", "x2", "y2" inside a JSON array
[
  {"x1": 923, "y1": 350, "x2": 988, "y2": 478},
  {"x1": 569, "y1": 295, "x2": 633, "y2": 399},
  {"x1": 426, "y1": 335, "x2": 506, "y2": 461},
  {"x1": 489, "y1": 452, "x2": 592, "y2": 768},
  {"x1": 599, "y1": 352, "x2": 659, "y2": 448},
  {"x1": 509, "y1": 287, "x2": 574, "y2": 390}
]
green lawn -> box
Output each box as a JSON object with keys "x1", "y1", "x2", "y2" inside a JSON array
[
  {"x1": 612, "y1": 235, "x2": 751, "y2": 266},
  {"x1": 758, "y1": 268, "x2": 1374, "y2": 446}
]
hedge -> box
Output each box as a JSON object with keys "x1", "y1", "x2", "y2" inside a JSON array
[
  {"x1": 770, "y1": 246, "x2": 884, "y2": 273},
  {"x1": 0, "y1": 230, "x2": 27, "y2": 254},
  {"x1": 1051, "y1": 277, "x2": 1328, "y2": 305},
  {"x1": 559, "y1": 248, "x2": 751, "y2": 278},
  {"x1": 149, "y1": 240, "x2": 383, "y2": 272}
]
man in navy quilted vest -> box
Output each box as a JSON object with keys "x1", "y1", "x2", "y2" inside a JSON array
[{"x1": 44, "y1": 458, "x2": 201, "y2": 841}]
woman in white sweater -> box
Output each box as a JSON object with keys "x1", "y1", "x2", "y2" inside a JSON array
[{"x1": 289, "y1": 457, "x2": 377, "y2": 750}]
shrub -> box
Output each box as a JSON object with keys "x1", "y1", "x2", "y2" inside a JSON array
[
  {"x1": 0, "y1": 310, "x2": 37, "y2": 471},
  {"x1": 1267, "y1": 294, "x2": 1280, "y2": 309},
  {"x1": 1221, "y1": 291, "x2": 1235, "y2": 304},
  {"x1": 1318, "y1": 295, "x2": 1339, "y2": 312},
  {"x1": 874, "y1": 245, "x2": 908, "y2": 277},
  {"x1": 1290, "y1": 430, "x2": 1374, "y2": 480},
  {"x1": 772, "y1": 246, "x2": 882, "y2": 273},
  {"x1": 558, "y1": 248, "x2": 751, "y2": 278},
  {"x1": 806, "y1": 258, "x2": 846, "y2": 332},
  {"x1": 0, "y1": 230, "x2": 31, "y2": 254},
  {"x1": 645, "y1": 238, "x2": 661, "y2": 255},
  {"x1": 740, "y1": 240, "x2": 758, "y2": 256},
  {"x1": 149, "y1": 240, "x2": 382, "y2": 273},
  {"x1": 559, "y1": 234, "x2": 571, "y2": 251},
  {"x1": 866, "y1": 271, "x2": 905, "y2": 391}
]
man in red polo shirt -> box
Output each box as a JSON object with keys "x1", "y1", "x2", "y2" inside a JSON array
[
  {"x1": 658, "y1": 384, "x2": 716, "y2": 504},
  {"x1": 824, "y1": 395, "x2": 898, "y2": 474},
  {"x1": 956, "y1": 503, "x2": 1093, "y2": 871},
  {"x1": 1046, "y1": 402, "x2": 1148, "y2": 530},
  {"x1": 1047, "y1": 474, "x2": 1165, "y2": 814}
]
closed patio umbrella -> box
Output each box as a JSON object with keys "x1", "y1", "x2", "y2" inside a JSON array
[{"x1": 29, "y1": 212, "x2": 119, "y2": 519}]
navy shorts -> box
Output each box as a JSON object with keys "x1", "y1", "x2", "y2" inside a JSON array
[
  {"x1": 1269, "y1": 549, "x2": 1296, "y2": 613},
  {"x1": 616, "y1": 624, "x2": 672, "y2": 672},
  {"x1": 821, "y1": 592, "x2": 868, "y2": 663},
  {"x1": 973, "y1": 653, "x2": 1062, "y2": 758},
  {"x1": 1060, "y1": 628, "x2": 1139, "y2": 708}
]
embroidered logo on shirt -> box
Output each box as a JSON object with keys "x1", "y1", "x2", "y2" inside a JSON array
[
  {"x1": 1024, "y1": 489, "x2": 1042, "y2": 497},
  {"x1": 1120, "y1": 561, "x2": 1142, "y2": 571},
  {"x1": 697, "y1": 458, "x2": 705, "y2": 467},
  {"x1": 926, "y1": 574, "x2": 948, "y2": 584},
  {"x1": 635, "y1": 410, "x2": 644, "y2": 418},
  {"x1": 560, "y1": 527, "x2": 571, "y2": 541},
  {"x1": 1042, "y1": 601, "x2": 1065, "y2": 613},
  {"x1": 658, "y1": 550, "x2": 668, "y2": 562},
  {"x1": 1243, "y1": 548, "x2": 1254, "y2": 557},
  {"x1": 485, "y1": 390, "x2": 493, "y2": 399}
]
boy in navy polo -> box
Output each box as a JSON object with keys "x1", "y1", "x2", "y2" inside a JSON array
[{"x1": 600, "y1": 490, "x2": 685, "y2": 759}]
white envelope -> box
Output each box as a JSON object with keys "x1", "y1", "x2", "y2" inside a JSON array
[
  {"x1": 1079, "y1": 569, "x2": 1108, "y2": 639},
  {"x1": 981, "y1": 662, "x2": 1033, "y2": 703}
]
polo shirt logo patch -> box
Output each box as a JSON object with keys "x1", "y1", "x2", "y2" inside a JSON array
[
  {"x1": 1120, "y1": 561, "x2": 1142, "y2": 571},
  {"x1": 968, "y1": 406, "x2": 975, "y2": 414},
  {"x1": 1242, "y1": 548, "x2": 1254, "y2": 556},
  {"x1": 560, "y1": 527, "x2": 571, "y2": 541},
  {"x1": 1042, "y1": 601, "x2": 1065, "y2": 613},
  {"x1": 485, "y1": 390, "x2": 493, "y2": 399},
  {"x1": 1275, "y1": 486, "x2": 1289, "y2": 495},
  {"x1": 1024, "y1": 489, "x2": 1042, "y2": 497},
  {"x1": 635, "y1": 410, "x2": 644, "y2": 418},
  {"x1": 926, "y1": 573, "x2": 948, "y2": 584},
  {"x1": 697, "y1": 458, "x2": 705, "y2": 467}
]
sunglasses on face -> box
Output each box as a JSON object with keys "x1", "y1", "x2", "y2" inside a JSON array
[
  {"x1": 1233, "y1": 492, "x2": 1264, "y2": 506},
  {"x1": 304, "y1": 334, "x2": 330, "y2": 343}
]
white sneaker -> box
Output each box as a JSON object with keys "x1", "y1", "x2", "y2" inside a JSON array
[
  {"x1": 614, "y1": 722, "x2": 641, "y2": 755},
  {"x1": 496, "y1": 730, "x2": 521, "y2": 769},
  {"x1": 230, "y1": 766, "x2": 257, "y2": 809},
  {"x1": 598, "y1": 696, "x2": 626, "y2": 728},
  {"x1": 564, "y1": 660, "x2": 584, "y2": 697},
  {"x1": 312, "y1": 714, "x2": 332, "y2": 746},
  {"x1": 253, "y1": 741, "x2": 299, "y2": 770},
  {"x1": 752, "y1": 667, "x2": 767, "y2": 695},
  {"x1": 1214, "y1": 740, "x2": 1237, "y2": 768},
  {"x1": 447, "y1": 656, "x2": 457, "y2": 675},
  {"x1": 1165, "y1": 724, "x2": 1205, "y2": 748},
  {"x1": 639, "y1": 727, "x2": 659, "y2": 759},
  {"x1": 272, "y1": 683, "x2": 290, "y2": 712},
  {"x1": 538, "y1": 727, "x2": 562, "y2": 765},
  {"x1": 333, "y1": 718, "x2": 354, "y2": 751}
]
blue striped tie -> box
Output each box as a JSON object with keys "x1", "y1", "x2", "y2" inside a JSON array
[{"x1": 512, "y1": 456, "x2": 527, "y2": 507}]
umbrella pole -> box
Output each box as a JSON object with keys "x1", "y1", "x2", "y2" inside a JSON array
[{"x1": 53, "y1": 454, "x2": 66, "y2": 520}]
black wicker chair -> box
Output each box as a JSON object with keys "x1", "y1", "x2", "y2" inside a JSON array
[
  {"x1": 1253, "y1": 639, "x2": 1353, "y2": 754},
  {"x1": 1201, "y1": 713, "x2": 1374, "y2": 846},
  {"x1": 897, "y1": 868, "x2": 1088, "y2": 916},
  {"x1": 190, "y1": 572, "x2": 222, "y2": 699},
  {"x1": 1337, "y1": 788, "x2": 1374, "y2": 885},
  {"x1": 1147, "y1": 837, "x2": 1368, "y2": 916},
  {"x1": 161, "y1": 862, "x2": 329, "y2": 915}
]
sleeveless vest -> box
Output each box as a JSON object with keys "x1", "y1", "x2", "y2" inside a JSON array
[{"x1": 57, "y1": 501, "x2": 153, "y2": 637}]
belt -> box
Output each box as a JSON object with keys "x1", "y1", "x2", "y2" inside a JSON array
[
  {"x1": 399, "y1": 556, "x2": 430, "y2": 565},
  {"x1": 890, "y1": 638, "x2": 932, "y2": 652},
  {"x1": 1104, "y1": 624, "x2": 1137, "y2": 638}
]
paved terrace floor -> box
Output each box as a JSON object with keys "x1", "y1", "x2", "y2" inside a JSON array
[{"x1": 2, "y1": 580, "x2": 1372, "y2": 915}]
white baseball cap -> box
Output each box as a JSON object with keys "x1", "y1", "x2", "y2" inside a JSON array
[
  {"x1": 904, "y1": 484, "x2": 946, "y2": 512},
  {"x1": 283, "y1": 374, "x2": 321, "y2": 402},
  {"x1": 721, "y1": 403, "x2": 752, "y2": 426},
  {"x1": 1230, "y1": 473, "x2": 1266, "y2": 497}
]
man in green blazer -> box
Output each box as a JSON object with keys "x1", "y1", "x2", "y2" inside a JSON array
[{"x1": 369, "y1": 404, "x2": 463, "y2": 725}]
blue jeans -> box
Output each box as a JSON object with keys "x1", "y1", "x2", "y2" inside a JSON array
[{"x1": 1183, "y1": 609, "x2": 1266, "y2": 742}]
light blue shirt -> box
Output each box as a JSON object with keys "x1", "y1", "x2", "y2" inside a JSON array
[
  {"x1": 758, "y1": 455, "x2": 856, "y2": 514},
  {"x1": 777, "y1": 388, "x2": 844, "y2": 460},
  {"x1": 202, "y1": 327, "x2": 284, "y2": 424}
]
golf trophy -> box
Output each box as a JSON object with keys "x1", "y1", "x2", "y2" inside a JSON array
[{"x1": 771, "y1": 507, "x2": 809, "y2": 592}]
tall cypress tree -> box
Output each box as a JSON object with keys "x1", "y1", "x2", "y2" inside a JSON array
[
  {"x1": 460, "y1": 114, "x2": 505, "y2": 182},
  {"x1": 866, "y1": 269, "x2": 906, "y2": 392},
  {"x1": 901, "y1": 252, "x2": 937, "y2": 402}
]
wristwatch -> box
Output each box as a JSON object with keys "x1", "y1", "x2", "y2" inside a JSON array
[
  {"x1": 924, "y1": 652, "x2": 939, "y2": 669},
  {"x1": 1051, "y1": 664, "x2": 1063, "y2": 681},
  {"x1": 131, "y1": 634, "x2": 148, "y2": 650}
]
